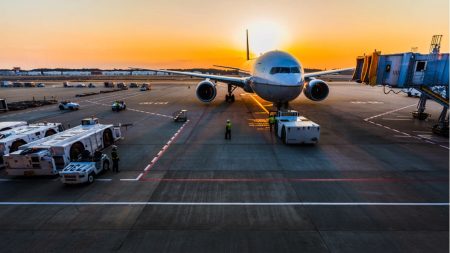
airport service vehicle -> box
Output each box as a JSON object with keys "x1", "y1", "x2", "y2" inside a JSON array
[
  {"x1": 76, "y1": 83, "x2": 86, "y2": 88},
  {"x1": 4, "y1": 118, "x2": 121, "y2": 176},
  {"x1": 274, "y1": 110, "x2": 320, "y2": 144},
  {"x1": 13, "y1": 82, "x2": 23, "y2": 87},
  {"x1": 140, "y1": 83, "x2": 150, "y2": 91},
  {"x1": 137, "y1": 30, "x2": 352, "y2": 110},
  {"x1": 88, "y1": 83, "x2": 96, "y2": 88},
  {"x1": 0, "y1": 99, "x2": 7, "y2": 112},
  {"x1": 104, "y1": 82, "x2": 115, "y2": 88},
  {"x1": 173, "y1": 110, "x2": 188, "y2": 122},
  {"x1": 37, "y1": 83, "x2": 45, "y2": 88},
  {"x1": 130, "y1": 83, "x2": 139, "y2": 88},
  {"x1": 63, "y1": 82, "x2": 74, "y2": 87},
  {"x1": 1, "y1": 81, "x2": 12, "y2": 87},
  {"x1": 117, "y1": 83, "x2": 128, "y2": 90},
  {"x1": 59, "y1": 151, "x2": 111, "y2": 184},
  {"x1": 24, "y1": 82, "x2": 35, "y2": 88},
  {"x1": 112, "y1": 101, "x2": 126, "y2": 111},
  {"x1": 59, "y1": 101, "x2": 80, "y2": 110},
  {"x1": 0, "y1": 121, "x2": 27, "y2": 131},
  {"x1": 0, "y1": 123, "x2": 64, "y2": 165}
]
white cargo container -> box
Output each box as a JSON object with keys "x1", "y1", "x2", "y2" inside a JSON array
[
  {"x1": 0, "y1": 121, "x2": 27, "y2": 132},
  {"x1": 275, "y1": 110, "x2": 320, "y2": 144},
  {"x1": 0, "y1": 123, "x2": 64, "y2": 165},
  {"x1": 4, "y1": 118, "x2": 121, "y2": 176}
]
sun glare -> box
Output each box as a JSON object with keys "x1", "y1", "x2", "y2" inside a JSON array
[{"x1": 247, "y1": 21, "x2": 288, "y2": 56}]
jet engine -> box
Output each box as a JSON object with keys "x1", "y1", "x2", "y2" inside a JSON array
[
  {"x1": 303, "y1": 79, "x2": 329, "y2": 101},
  {"x1": 196, "y1": 79, "x2": 217, "y2": 102}
]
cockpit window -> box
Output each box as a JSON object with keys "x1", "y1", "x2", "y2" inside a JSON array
[
  {"x1": 290, "y1": 67, "x2": 300, "y2": 73},
  {"x1": 270, "y1": 67, "x2": 300, "y2": 74}
]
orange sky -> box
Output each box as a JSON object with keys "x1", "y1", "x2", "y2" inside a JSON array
[{"x1": 0, "y1": 0, "x2": 448, "y2": 70}]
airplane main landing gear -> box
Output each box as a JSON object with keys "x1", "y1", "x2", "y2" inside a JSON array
[{"x1": 225, "y1": 84, "x2": 236, "y2": 103}]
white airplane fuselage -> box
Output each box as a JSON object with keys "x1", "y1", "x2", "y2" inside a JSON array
[{"x1": 248, "y1": 51, "x2": 304, "y2": 103}]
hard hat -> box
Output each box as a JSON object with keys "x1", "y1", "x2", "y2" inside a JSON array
[{"x1": 227, "y1": 119, "x2": 230, "y2": 122}]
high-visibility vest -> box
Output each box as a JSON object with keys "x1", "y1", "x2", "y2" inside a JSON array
[
  {"x1": 111, "y1": 151, "x2": 119, "y2": 161},
  {"x1": 269, "y1": 116, "x2": 275, "y2": 124},
  {"x1": 226, "y1": 122, "x2": 231, "y2": 130}
]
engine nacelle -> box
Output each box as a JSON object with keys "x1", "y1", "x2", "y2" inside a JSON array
[
  {"x1": 303, "y1": 79, "x2": 329, "y2": 101},
  {"x1": 196, "y1": 80, "x2": 217, "y2": 103}
]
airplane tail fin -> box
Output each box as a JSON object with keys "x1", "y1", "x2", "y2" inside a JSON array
[{"x1": 246, "y1": 29, "x2": 250, "y2": 61}]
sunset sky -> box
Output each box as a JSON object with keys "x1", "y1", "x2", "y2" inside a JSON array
[{"x1": 0, "y1": 0, "x2": 448, "y2": 70}]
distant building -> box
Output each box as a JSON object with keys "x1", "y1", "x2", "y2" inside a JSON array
[
  {"x1": 62, "y1": 71, "x2": 91, "y2": 76},
  {"x1": 0, "y1": 69, "x2": 15, "y2": 75},
  {"x1": 42, "y1": 71, "x2": 62, "y2": 76},
  {"x1": 131, "y1": 70, "x2": 156, "y2": 75},
  {"x1": 102, "y1": 70, "x2": 131, "y2": 76}
]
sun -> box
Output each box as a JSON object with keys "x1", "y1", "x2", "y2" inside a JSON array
[{"x1": 247, "y1": 21, "x2": 288, "y2": 56}]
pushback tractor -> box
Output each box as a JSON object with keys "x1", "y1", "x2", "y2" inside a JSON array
[{"x1": 273, "y1": 110, "x2": 320, "y2": 144}]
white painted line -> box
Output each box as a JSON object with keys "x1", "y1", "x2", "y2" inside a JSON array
[
  {"x1": 136, "y1": 173, "x2": 144, "y2": 180},
  {"x1": 382, "y1": 118, "x2": 411, "y2": 121},
  {"x1": 364, "y1": 104, "x2": 416, "y2": 121},
  {"x1": 0, "y1": 202, "x2": 446, "y2": 206},
  {"x1": 157, "y1": 151, "x2": 163, "y2": 156},
  {"x1": 151, "y1": 157, "x2": 158, "y2": 163},
  {"x1": 162, "y1": 145, "x2": 168, "y2": 150},
  {"x1": 119, "y1": 178, "x2": 139, "y2": 181},
  {"x1": 366, "y1": 108, "x2": 449, "y2": 150},
  {"x1": 96, "y1": 179, "x2": 112, "y2": 182}
]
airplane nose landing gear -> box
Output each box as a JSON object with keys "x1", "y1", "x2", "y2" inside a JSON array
[
  {"x1": 225, "y1": 84, "x2": 236, "y2": 103},
  {"x1": 275, "y1": 102, "x2": 289, "y2": 111}
]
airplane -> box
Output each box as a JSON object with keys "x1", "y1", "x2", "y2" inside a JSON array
[{"x1": 137, "y1": 30, "x2": 354, "y2": 110}]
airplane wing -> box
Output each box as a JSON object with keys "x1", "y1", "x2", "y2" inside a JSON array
[
  {"x1": 304, "y1": 67, "x2": 355, "y2": 79},
  {"x1": 213, "y1": 65, "x2": 251, "y2": 76},
  {"x1": 140, "y1": 69, "x2": 248, "y2": 87}
]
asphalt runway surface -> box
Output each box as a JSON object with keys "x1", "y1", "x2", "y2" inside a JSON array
[{"x1": 0, "y1": 77, "x2": 448, "y2": 252}]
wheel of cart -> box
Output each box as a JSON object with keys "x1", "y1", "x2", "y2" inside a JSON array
[{"x1": 87, "y1": 173, "x2": 95, "y2": 184}]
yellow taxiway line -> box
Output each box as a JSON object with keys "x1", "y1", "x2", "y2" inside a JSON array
[{"x1": 248, "y1": 95, "x2": 269, "y2": 114}]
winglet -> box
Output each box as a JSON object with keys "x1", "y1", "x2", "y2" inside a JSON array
[{"x1": 246, "y1": 29, "x2": 250, "y2": 61}]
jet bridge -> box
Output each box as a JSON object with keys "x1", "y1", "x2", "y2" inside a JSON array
[{"x1": 352, "y1": 49, "x2": 449, "y2": 136}]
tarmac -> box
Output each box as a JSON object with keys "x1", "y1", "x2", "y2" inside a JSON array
[{"x1": 0, "y1": 77, "x2": 448, "y2": 252}]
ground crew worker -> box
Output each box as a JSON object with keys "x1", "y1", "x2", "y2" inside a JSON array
[
  {"x1": 111, "y1": 145, "x2": 120, "y2": 173},
  {"x1": 268, "y1": 115, "x2": 276, "y2": 132},
  {"x1": 225, "y1": 119, "x2": 232, "y2": 140}
]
